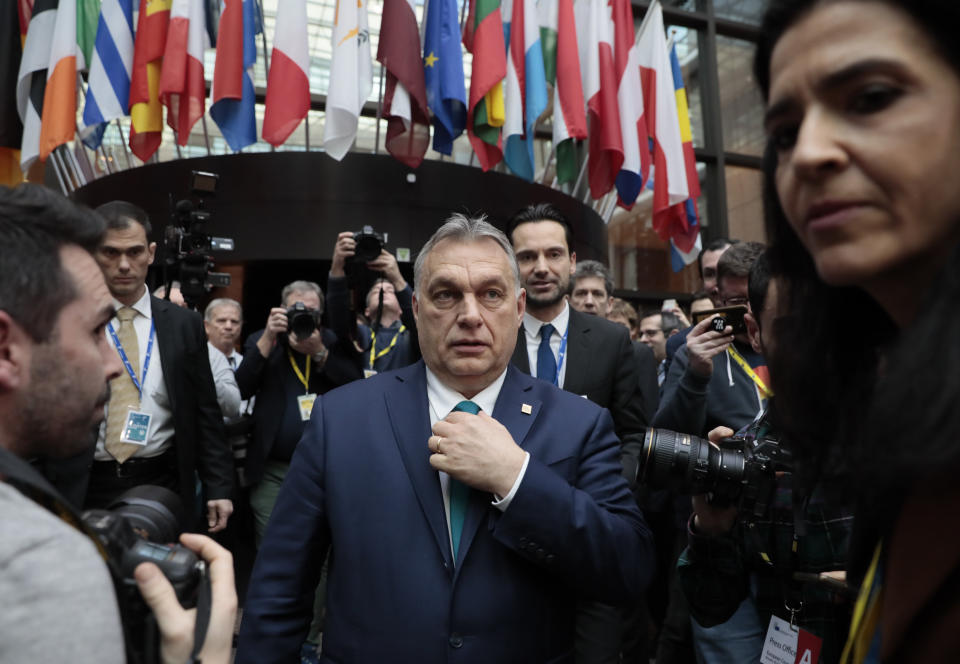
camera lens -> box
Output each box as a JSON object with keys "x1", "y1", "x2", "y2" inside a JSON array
[
  {"x1": 353, "y1": 232, "x2": 383, "y2": 262},
  {"x1": 106, "y1": 485, "x2": 184, "y2": 543},
  {"x1": 640, "y1": 428, "x2": 747, "y2": 499}
]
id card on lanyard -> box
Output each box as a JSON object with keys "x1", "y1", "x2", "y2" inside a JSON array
[
  {"x1": 107, "y1": 319, "x2": 155, "y2": 444},
  {"x1": 289, "y1": 350, "x2": 317, "y2": 421}
]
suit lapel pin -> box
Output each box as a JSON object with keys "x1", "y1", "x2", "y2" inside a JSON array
[{"x1": 521, "y1": 403, "x2": 532, "y2": 415}]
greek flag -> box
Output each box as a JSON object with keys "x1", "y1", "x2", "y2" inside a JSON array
[{"x1": 80, "y1": 0, "x2": 135, "y2": 149}]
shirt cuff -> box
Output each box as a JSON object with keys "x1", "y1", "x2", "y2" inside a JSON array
[{"x1": 491, "y1": 452, "x2": 530, "y2": 512}]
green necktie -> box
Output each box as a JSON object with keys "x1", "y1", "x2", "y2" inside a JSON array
[{"x1": 449, "y1": 400, "x2": 479, "y2": 561}]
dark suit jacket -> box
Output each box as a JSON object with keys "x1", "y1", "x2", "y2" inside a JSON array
[
  {"x1": 50, "y1": 297, "x2": 234, "y2": 519},
  {"x1": 236, "y1": 362, "x2": 652, "y2": 664},
  {"x1": 511, "y1": 308, "x2": 659, "y2": 442},
  {"x1": 150, "y1": 297, "x2": 233, "y2": 508},
  {"x1": 235, "y1": 328, "x2": 361, "y2": 486}
]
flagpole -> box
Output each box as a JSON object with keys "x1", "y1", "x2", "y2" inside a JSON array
[
  {"x1": 459, "y1": 0, "x2": 468, "y2": 33},
  {"x1": 541, "y1": 143, "x2": 556, "y2": 185},
  {"x1": 573, "y1": 145, "x2": 589, "y2": 199},
  {"x1": 114, "y1": 119, "x2": 132, "y2": 166},
  {"x1": 634, "y1": 0, "x2": 660, "y2": 48},
  {"x1": 173, "y1": 131, "x2": 184, "y2": 159},
  {"x1": 305, "y1": 112, "x2": 310, "y2": 151},
  {"x1": 255, "y1": 0, "x2": 276, "y2": 152},
  {"x1": 48, "y1": 151, "x2": 70, "y2": 194},
  {"x1": 201, "y1": 115, "x2": 212, "y2": 154},
  {"x1": 374, "y1": 63, "x2": 385, "y2": 154}
]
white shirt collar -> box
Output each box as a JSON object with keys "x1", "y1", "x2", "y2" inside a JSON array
[
  {"x1": 112, "y1": 287, "x2": 153, "y2": 320},
  {"x1": 523, "y1": 300, "x2": 569, "y2": 340},
  {"x1": 425, "y1": 365, "x2": 508, "y2": 420}
]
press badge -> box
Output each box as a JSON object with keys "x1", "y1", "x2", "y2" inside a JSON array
[
  {"x1": 363, "y1": 369, "x2": 378, "y2": 379},
  {"x1": 120, "y1": 410, "x2": 152, "y2": 445},
  {"x1": 760, "y1": 615, "x2": 822, "y2": 664},
  {"x1": 297, "y1": 393, "x2": 318, "y2": 421}
]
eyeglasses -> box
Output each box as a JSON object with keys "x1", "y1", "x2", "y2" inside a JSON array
[{"x1": 721, "y1": 296, "x2": 749, "y2": 307}]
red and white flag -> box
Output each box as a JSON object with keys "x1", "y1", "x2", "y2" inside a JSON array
[
  {"x1": 375, "y1": 0, "x2": 429, "y2": 167},
  {"x1": 611, "y1": 0, "x2": 650, "y2": 207},
  {"x1": 159, "y1": 0, "x2": 207, "y2": 144},
  {"x1": 263, "y1": 0, "x2": 310, "y2": 146},
  {"x1": 636, "y1": 1, "x2": 690, "y2": 239},
  {"x1": 578, "y1": 0, "x2": 622, "y2": 200}
]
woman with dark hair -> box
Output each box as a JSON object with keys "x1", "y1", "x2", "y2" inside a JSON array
[{"x1": 755, "y1": 0, "x2": 960, "y2": 661}]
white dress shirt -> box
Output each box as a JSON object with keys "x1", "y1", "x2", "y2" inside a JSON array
[
  {"x1": 95, "y1": 289, "x2": 173, "y2": 460},
  {"x1": 522, "y1": 301, "x2": 571, "y2": 388},
  {"x1": 207, "y1": 342, "x2": 241, "y2": 419},
  {"x1": 424, "y1": 367, "x2": 530, "y2": 553}
]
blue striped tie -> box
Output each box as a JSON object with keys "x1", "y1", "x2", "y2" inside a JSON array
[
  {"x1": 537, "y1": 323, "x2": 557, "y2": 384},
  {"x1": 449, "y1": 400, "x2": 479, "y2": 561}
]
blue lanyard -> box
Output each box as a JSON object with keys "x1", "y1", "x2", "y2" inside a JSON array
[
  {"x1": 107, "y1": 318, "x2": 155, "y2": 399},
  {"x1": 553, "y1": 327, "x2": 569, "y2": 387}
]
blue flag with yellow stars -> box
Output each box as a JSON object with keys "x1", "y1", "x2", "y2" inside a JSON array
[{"x1": 422, "y1": 0, "x2": 466, "y2": 154}]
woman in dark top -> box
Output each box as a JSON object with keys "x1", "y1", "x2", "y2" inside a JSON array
[{"x1": 754, "y1": 0, "x2": 960, "y2": 661}]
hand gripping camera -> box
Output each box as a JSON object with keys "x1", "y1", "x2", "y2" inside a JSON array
[{"x1": 638, "y1": 427, "x2": 792, "y2": 518}]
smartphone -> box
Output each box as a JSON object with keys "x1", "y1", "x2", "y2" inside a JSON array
[
  {"x1": 692, "y1": 305, "x2": 748, "y2": 335},
  {"x1": 661, "y1": 298, "x2": 678, "y2": 312}
]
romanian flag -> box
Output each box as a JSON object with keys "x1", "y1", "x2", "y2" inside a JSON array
[
  {"x1": 128, "y1": 0, "x2": 172, "y2": 162},
  {"x1": 668, "y1": 40, "x2": 701, "y2": 270},
  {"x1": 636, "y1": 1, "x2": 696, "y2": 260},
  {"x1": 463, "y1": 0, "x2": 505, "y2": 171}
]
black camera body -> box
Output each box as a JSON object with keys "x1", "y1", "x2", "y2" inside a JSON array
[
  {"x1": 82, "y1": 486, "x2": 204, "y2": 658},
  {"x1": 352, "y1": 225, "x2": 385, "y2": 263},
  {"x1": 639, "y1": 428, "x2": 792, "y2": 518},
  {"x1": 163, "y1": 171, "x2": 234, "y2": 307},
  {"x1": 285, "y1": 301, "x2": 320, "y2": 339}
]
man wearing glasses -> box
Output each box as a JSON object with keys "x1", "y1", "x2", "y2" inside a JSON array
[{"x1": 653, "y1": 241, "x2": 771, "y2": 439}]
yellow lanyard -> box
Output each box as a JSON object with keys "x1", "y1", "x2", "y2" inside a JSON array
[
  {"x1": 368, "y1": 324, "x2": 406, "y2": 368},
  {"x1": 726, "y1": 346, "x2": 774, "y2": 399},
  {"x1": 840, "y1": 543, "x2": 884, "y2": 664},
  {"x1": 288, "y1": 350, "x2": 311, "y2": 393}
]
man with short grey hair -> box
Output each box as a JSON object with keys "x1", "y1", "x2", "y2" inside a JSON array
[
  {"x1": 570, "y1": 259, "x2": 614, "y2": 317},
  {"x1": 238, "y1": 213, "x2": 652, "y2": 663}
]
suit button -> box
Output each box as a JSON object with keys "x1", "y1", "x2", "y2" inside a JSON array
[
  {"x1": 449, "y1": 633, "x2": 463, "y2": 648},
  {"x1": 545, "y1": 554, "x2": 556, "y2": 564},
  {"x1": 536, "y1": 548, "x2": 546, "y2": 560},
  {"x1": 519, "y1": 536, "x2": 528, "y2": 546}
]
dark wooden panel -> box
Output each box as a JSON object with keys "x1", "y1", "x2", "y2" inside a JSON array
[{"x1": 72, "y1": 152, "x2": 608, "y2": 264}]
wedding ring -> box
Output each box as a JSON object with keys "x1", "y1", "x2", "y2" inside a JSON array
[{"x1": 436, "y1": 436, "x2": 444, "y2": 454}]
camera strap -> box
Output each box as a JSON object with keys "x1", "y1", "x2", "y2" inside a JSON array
[{"x1": 369, "y1": 324, "x2": 406, "y2": 367}]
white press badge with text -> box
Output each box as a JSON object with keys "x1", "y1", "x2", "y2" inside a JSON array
[
  {"x1": 760, "y1": 615, "x2": 822, "y2": 664},
  {"x1": 120, "y1": 410, "x2": 152, "y2": 445},
  {"x1": 297, "y1": 393, "x2": 318, "y2": 421}
]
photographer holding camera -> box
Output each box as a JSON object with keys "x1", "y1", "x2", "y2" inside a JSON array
[
  {"x1": 673, "y1": 252, "x2": 855, "y2": 662},
  {"x1": 0, "y1": 184, "x2": 236, "y2": 663},
  {"x1": 327, "y1": 230, "x2": 419, "y2": 377},
  {"x1": 235, "y1": 281, "x2": 361, "y2": 543}
]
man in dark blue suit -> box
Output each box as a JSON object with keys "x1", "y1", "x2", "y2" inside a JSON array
[{"x1": 237, "y1": 214, "x2": 653, "y2": 663}]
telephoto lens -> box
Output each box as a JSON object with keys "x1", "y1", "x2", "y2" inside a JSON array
[{"x1": 639, "y1": 428, "x2": 747, "y2": 503}]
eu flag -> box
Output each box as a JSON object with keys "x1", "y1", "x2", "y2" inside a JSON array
[{"x1": 422, "y1": 0, "x2": 466, "y2": 154}]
